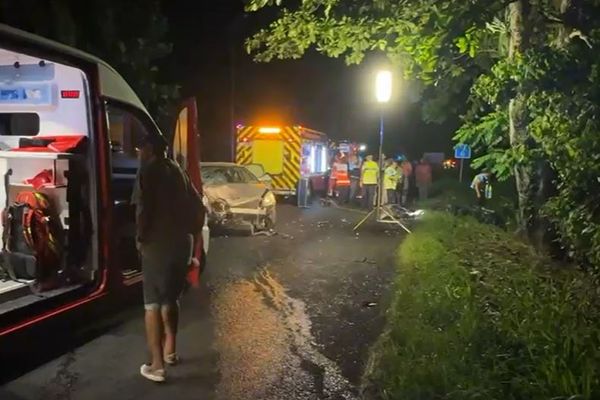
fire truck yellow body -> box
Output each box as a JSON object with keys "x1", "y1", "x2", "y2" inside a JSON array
[{"x1": 236, "y1": 125, "x2": 329, "y2": 196}]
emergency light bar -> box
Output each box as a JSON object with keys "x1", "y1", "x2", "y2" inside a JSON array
[{"x1": 258, "y1": 127, "x2": 281, "y2": 134}]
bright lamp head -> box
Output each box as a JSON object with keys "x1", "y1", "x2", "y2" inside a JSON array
[{"x1": 375, "y1": 70, "x2": 392, "y2": 103}]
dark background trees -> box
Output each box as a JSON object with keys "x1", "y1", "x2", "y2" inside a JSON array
[
  {"x1": 0, "y1": 0, "x2": 457, "y2": 163},
  {"x1": 0, "y1": 0, "x2": 178, "y2": 129}
]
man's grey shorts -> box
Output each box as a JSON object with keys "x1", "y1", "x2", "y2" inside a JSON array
[{"x1": 141, "y1": 234, "x2": 193, "y2": 310}]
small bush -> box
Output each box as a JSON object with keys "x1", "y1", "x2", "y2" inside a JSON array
[
  {"x1": 363, "y1": 212, "x2": 600, "y2": 400},
  {"x1": 417, "y1": 177, "x2": 517, "y2": 228}
]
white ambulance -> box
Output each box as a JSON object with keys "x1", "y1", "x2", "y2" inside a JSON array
[{"x1": 0, "y1": 24, "x2": 208, "y2": 348}]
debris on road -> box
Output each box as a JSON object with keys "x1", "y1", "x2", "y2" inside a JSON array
[
  {"x1": 362, "y1": 302, "x2": 378, "y2": 308},
  {"x1": 316, "y1": 220, "x2": 332, "y2": 228},
  {"x1": 319, "y1": 198, "x2": 338, "y2": 207},
  {"x1": 355, "y1": 257, "x2": 377, "y2": 265},
  {"x1": 253, "y1": 229, "x2": 277, "y2": 237}
]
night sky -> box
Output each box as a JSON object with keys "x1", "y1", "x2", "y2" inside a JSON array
[{"x1": 162, "y1": 0, "x2": 457, "y2": 162}]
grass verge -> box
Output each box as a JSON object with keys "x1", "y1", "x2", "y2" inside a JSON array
[{"x1": 362, "y1": 212, "x2": 600, "y2": 400}]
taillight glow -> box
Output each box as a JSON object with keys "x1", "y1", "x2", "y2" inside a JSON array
[{"x1": 61, "y1": 90, "x2": 80, "y2": 99}]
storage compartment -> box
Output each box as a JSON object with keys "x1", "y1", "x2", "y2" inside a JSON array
[{"x1": 0, "y1": 47, "x2": 96, "y2": 315}]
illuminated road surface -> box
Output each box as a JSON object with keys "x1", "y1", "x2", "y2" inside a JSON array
[{"x1": 2, "y1": 203, "x2": 404, "y2": 400}]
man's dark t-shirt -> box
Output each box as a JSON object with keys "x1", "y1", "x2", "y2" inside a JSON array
[{"x1": 136, "y1": 157, "x2": 191, "y2": 243}]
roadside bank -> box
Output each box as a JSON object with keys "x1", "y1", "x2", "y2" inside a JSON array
[{"x1": 362, "y1": 212, "x2": 600, "y2": 400}]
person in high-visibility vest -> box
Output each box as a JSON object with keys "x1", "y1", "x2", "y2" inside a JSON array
[
  {"x1": 360, "y1": 154, "x2": 379, "y2": 210},
  {"x1": 332, "y1": 153, "x2": 351, "y2": 203},
  {"x1": 384, "y1": 159, "x2": 400, "y2": 204}
]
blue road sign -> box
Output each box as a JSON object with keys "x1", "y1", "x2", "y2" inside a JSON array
[{"x1": 454, "y1": 144, "x2": 472, "y2": 159}]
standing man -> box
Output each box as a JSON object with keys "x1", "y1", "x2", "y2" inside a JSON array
[
  {"x1": 348, "y1": 152, "x2": 361, "y2": 204},
  {"x1": 133, "y1": 134, "x2": 196, "y2": 383},
  {"x1": 415, "y1": 158, "x2": 433, "y2": 201},
  {"x1": 360, "y1": 154, "x2": 379, "y2": 209},
  {"x1": 384, "y1": 159, "x2": 400, "y2": 204},
  {"x1": 400, "y1": 158, "x2": 413, "y2": 205},
  {"x1": 332, "y1": 152, "x2": 351, "y2": 203}
]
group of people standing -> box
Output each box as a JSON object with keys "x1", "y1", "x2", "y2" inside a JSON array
[
  {"x1": 362, "y1": 156, "x2": 432, "y2": 210},
  {"x1": 328, "y1": 151, "x2": 434, "y2": 210}
]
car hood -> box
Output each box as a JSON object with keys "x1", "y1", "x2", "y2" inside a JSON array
[{"x1": 203, "y1": 183, "x2": 267, "y2": 208}]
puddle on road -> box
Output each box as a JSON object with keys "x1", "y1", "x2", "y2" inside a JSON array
[{"x1": 213, "y1": 269, "x2": 357, "y2": 400}]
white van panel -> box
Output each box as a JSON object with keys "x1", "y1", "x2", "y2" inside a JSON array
[
  {"x1": 0, "y1": 23, "x2": 153, "y2": 123},
  {"x1": 0, "y1": 49, "x2": 89, "y2": 148}
]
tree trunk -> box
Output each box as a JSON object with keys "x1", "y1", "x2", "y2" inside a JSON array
[
  {"x1": 508, "y1": 0, "x2": 535, "y2": 236},
  {"x1": 508, "y1": 0, "x2": 563, "y2": 251}
]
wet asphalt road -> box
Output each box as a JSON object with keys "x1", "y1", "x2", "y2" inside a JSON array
[{"x1": 1, "y1": 203, "x2": 405, "y2": 400}]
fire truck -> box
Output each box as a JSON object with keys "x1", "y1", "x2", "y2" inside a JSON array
[{"x1": 236, "y1": 125, "x2": 329, "y2": 197}]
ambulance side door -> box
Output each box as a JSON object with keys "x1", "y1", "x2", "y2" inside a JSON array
[{"x1": 172, "y1": 98, "x2": 208, "y2": 259}]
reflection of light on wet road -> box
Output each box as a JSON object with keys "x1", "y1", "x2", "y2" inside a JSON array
[
  {"x1": 213, "y1": 278, "x2": 289, "y2": 400},
  {"x1": 213, "y1": 268, "x2": 357, "y2": 400}
]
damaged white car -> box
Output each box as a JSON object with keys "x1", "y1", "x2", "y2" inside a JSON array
[{"x1": 201, "y1": 162, "x2": 277, "y2": 233}]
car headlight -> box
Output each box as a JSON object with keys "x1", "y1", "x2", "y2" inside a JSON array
[
  {"x1": 211, "y1": 199, "x2": 230, "y2": 217},
  {"x1": 261, "y1": 191, "x2": 276, "y2": 208}
]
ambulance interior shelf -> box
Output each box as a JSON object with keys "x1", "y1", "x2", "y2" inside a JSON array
[
  {"x1": 0, "y1": 150, "x2": 81, "y2": 228},
  {"x1": 0, "y1": 144, "x2": 92, "y2": 306}
]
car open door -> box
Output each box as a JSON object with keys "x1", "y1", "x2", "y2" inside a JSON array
[{"x1": 172, "y1": 98, "x2": 206, "y2": 285}]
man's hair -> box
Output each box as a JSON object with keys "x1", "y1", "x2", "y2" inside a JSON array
[
  {"x1": 142, "y1": 134, "x2": 168, "y2": 158},
  {"x1": 152, "y1": 142, "x2": 167, "y2": 158}
]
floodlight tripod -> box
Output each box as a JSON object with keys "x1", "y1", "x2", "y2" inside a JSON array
[{"x1": 352, "y1": 111, "x2": 411, "y2": 234}]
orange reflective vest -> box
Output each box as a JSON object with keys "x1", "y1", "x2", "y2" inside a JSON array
[{"x1": 332, "y1": 162, "x2": 351, "y2": 187}]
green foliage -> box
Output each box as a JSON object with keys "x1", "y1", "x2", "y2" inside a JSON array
[
  {"x1": 418, "y1": 176, "x2": 517, "y2": 228},
  {"x1": 246, "y1": 0, "x2": 503, "y2": 80},
  {"x1": 529, "y1": 90, "x2": 600, "y2": 269},
  {"x1": 461, "y1": 33, "x2": 600, "y2": 266},
  {"x1": 363, "y1": 213, "x2": 600, "y2": 399}
]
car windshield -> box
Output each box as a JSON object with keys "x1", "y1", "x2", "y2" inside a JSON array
[
  {"x1": 201, "y1": 166, "x2": 259, "y2": 185},
  {"x1": 245, "y1": 164, "x2": 266, "y2": 179}
]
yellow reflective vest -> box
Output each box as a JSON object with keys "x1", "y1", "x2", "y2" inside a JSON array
[
  {"x1": 384, "y1": 166, "x2": 400, "y2": 190},
  {"x1": 361, "y1": 160, "x2": 379, "y2": 185}
]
